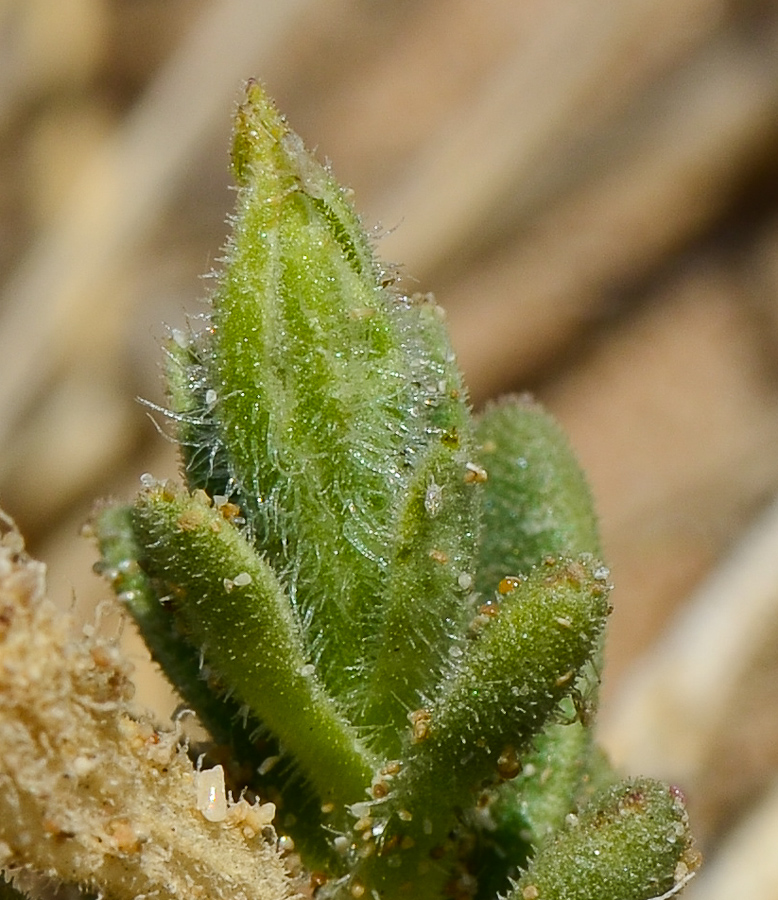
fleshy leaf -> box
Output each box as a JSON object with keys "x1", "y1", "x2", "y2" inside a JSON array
[
  {"x1": 511, "y1": 779, "x2": 700, "y2": 900},
  {"x1": 335, "y1": 555, "x2": 611, "y2": 900},
  {"x1": 169, "y1": 81, "x2": 478, "y2": 713},
  {"x1": 130, "y1": 481, "x2": 375, "y2": 812},
  {"x1": 475, "y1": 395, "x2": 599, "y2": 591}
]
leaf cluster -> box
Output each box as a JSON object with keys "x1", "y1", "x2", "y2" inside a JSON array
[{"x1": 92, "y1": 83, "x2": 697, "y2": 900}]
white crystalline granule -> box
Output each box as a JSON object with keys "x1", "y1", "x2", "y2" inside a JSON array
[
  {"x1": 171, "y1": 328, "x2": 188, "y2": 348},
  {"x1": 232, "y1": 571, "x2": 252, "y2": 587},
  {"x1": 457, "y1": 572, "x2": 473, "y2": 590},
  {"x1": 424, "y1": 476, "x2": 443, "y2": 517},
  {"x1": 196, "y1": 764, "x2": 227, "y2": 822}
]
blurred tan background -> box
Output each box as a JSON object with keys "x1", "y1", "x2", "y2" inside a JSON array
[{"x1": 2, "y1": 2, "x2": 778, "y2": 895}]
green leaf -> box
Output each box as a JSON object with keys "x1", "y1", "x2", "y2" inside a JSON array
[
  {"x1": 337, "y1": 555, "x2": 611, "y2": 900},
  {"x1": 170, "y1": 82, "x2": 478, "y2": 714},
  {"x1": 130, "y1": 482, "x2": 375, "y2": 813},
  {"x1": 511, "y1": 778, "x2": 699, "y2": 900},
  {"x1": 476, "y1": 396, "x2": 599, "y2": 591}
]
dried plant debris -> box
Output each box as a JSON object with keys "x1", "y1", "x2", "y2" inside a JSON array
[{"x1": 0, "y1": 510, "x2": 296, "y2": 900}]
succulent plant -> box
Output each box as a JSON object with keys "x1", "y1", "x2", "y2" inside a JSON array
[{"x1": 93, "y1": 81, "x2": 698, "y2": 900}]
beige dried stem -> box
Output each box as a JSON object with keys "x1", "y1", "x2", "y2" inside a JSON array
[{"x1": 0, "y1": 509, "x2": 297, "y2": 900}]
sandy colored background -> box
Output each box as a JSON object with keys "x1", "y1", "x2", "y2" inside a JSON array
[{"x1": 3, "y1": 2, "x2": 778, "y2": 896}]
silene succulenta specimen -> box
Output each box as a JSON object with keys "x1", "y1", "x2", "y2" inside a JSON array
[{"x1": 95, "y1": 81, "x2": 700, "y2": 900}]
